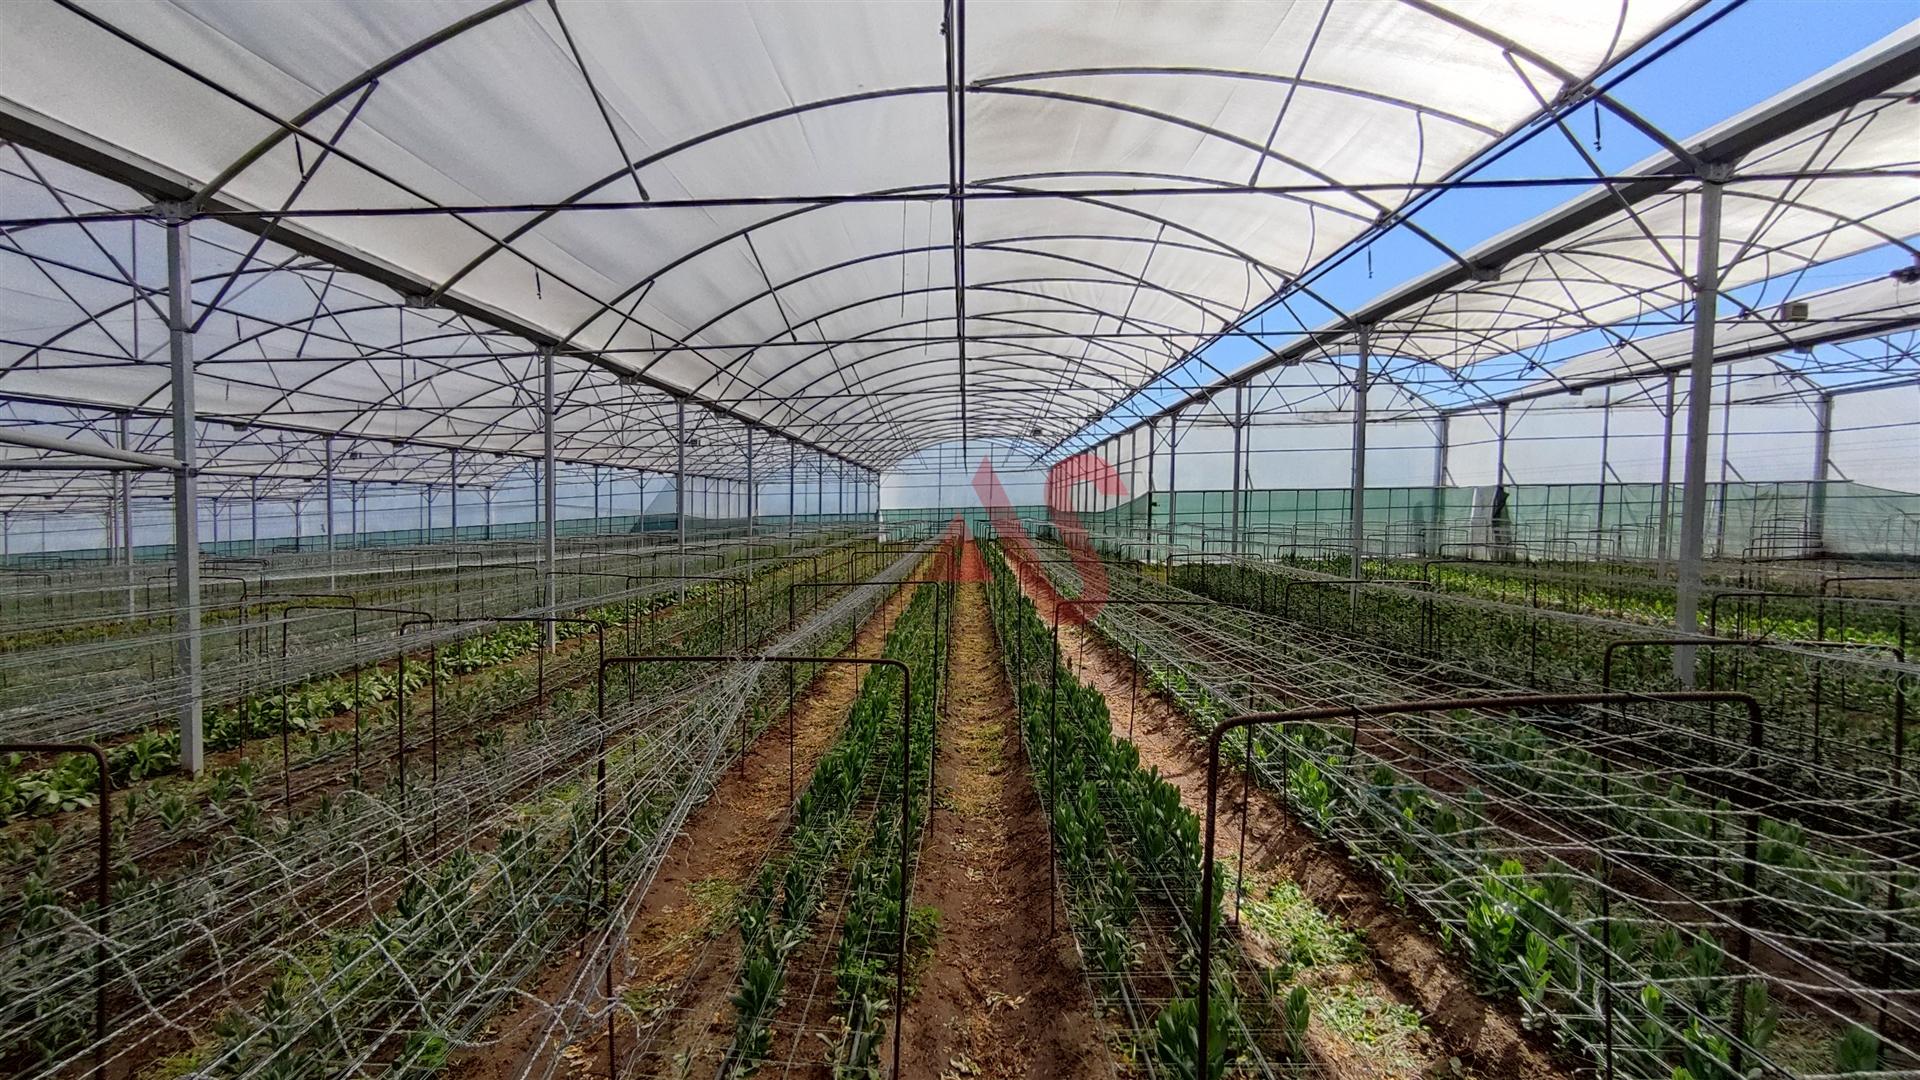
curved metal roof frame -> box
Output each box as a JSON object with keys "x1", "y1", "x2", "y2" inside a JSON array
[
  {"x1": 1075, "y1": 27, "x2": 1920, "y2": 457},
  {"x1": 0, "y1": 0, "x2": 1708, "y2": 475}
]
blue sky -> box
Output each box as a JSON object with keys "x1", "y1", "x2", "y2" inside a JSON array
[{"x1": 1052, "y1": 0, "x2": 1919, "y2": 458}]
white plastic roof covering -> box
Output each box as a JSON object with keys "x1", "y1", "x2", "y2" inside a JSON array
[
  {"x1": 1368, "y1": 71, "x2": 1920, "y2": 370},
  {"x1": 1079, "y1": 27, "x2": 1920, "y2": 455},
  {"x1": 0, "y1": 146, "x2": 841, "y2": 503},
  {"x1": 1531, "y1": 274, "x2": 1920, "y2": 390},
  {"x1": 0, "y1": 0, "x2": 1693, "y2": 468}
]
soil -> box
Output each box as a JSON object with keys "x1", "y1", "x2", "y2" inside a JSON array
[
  {"x1": 452, "y1": 573, "x2": 924, "y2": 1080},
  {"x1": 1013, "y1": 560, "x2": 1569, "y2": 1080},
  {"x1": 895, "y1": 541, "x2": 1114, "y2": 1080}
]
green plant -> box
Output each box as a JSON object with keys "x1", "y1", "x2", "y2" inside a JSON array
[
  {"x1": 1152, "y1": 992, "x2": 1242, "y2": 1080},
  {"x1": 1279, "y1": 984, "x2": 1311, "y2": 1061},
  {"x1": 1833, "y1": 1024, "x2": 1880, "y2": 1073},
  {"x1": 726, "y1": 951, "x2": 779, "y2": 1074}
]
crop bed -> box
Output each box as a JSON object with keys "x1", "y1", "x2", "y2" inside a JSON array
[
  {"x1": 1022, "y1": 536, "x2": 1915, "y2": 1079},
  {"x1": 0, "y1": 532, "x2": 930, "y2": 1079}
]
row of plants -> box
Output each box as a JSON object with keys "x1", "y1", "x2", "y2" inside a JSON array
[
  {"x1": 825, "y1": 580, "x2": 945, "y2": 1077},
  {"x1": 0, "y1": 541, "x2": 873, "y2": 822},
  {"x1": 148, "y1": 688, "x2": 684, "y2": 1079},
  {"x1": 0, "y1": 531, "x2": 825, "y2": 742},
  {"x1": 981, "y1": 544, "x2": 1260, "y2": 1080},
  {"x1": 1065, "y1": 556, "x2": 1901, "y2": 1078},
  {"x1": 1165, "y1": 560, "x2": 1917, "y2": 981},
  {"x1": 2, "y1": 539, "x2": 889, "y2": 919},
  {"x1": 0, "y1": 557, "x2": 570, "y2": 718},
  {"x1": 1, "y1": 642, "x2": 626, "y2": 1075},
  {"x1": 0, "y1": 541, "x2": 903, "y2": 1075},
  {"x1": 172, "y1": 545, "x2": 906, "y2": 1076},
  {"x1": 1168, "y1": 560, "x2": 1915, "y2": 825},
  {"x1": 1265, "y1": 550, "x2": 1912, "y2": 652},
  {"x1": 721, "y1": 581, "x2": 946, "y2": 1076}
]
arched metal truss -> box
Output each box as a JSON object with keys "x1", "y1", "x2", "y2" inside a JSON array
[{"x1": 0, "y1": 0, "x2": 1912, "y2": 514}]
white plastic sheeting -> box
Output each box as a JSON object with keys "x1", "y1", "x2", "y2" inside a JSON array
[{"x1": 0, "y1": 0, "x2": 1690, "y2": 465}]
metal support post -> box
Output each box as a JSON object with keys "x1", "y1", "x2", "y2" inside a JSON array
[
  {"x1": 1145, "y1": 419, "x2": 1158, "y2": 558},
  {"x1": 1658, "y1": 371, "x2": 1677, "y2": 567},
  {"x1": 542, "y1": 346, "x2": 558, "y2": 648},
  {"x1": 1350, "y1": 327, "x2": 1370, "y2": 579},
  {"x1": 1429, "y1": 413, "x2": 1448, "y2": 556},
  {"x1": 1715, "y1": 366, "x2": 1735, "y2": 558},
  {"x1": 1596, "y1": 385, "x2": 1611, "y2": 555},
  {"x1": 745, "y1": 426, "x2": 757, "y2": 547},
  {"x1": 1166, "y1": 407, "x2": 1181, "y2": 565},
  {"x1": 119, "y1": 414, "x2": 135, "y2": 612},
  {"x1": 1809, "y1": 391, "x2": 1833, "y2": 553},
  {"x1": 1492, "y1": 402, "x2": 1510, "y2": 560},
  {"x1": 1229, "y1": 382, "x2": 1245, "y2": 559},
  {"x1": 165, "y1": 210, "x2": 205, "y2": 776},
  {"x1": 324, "y1": 438, "x2": 336, "y2": 588},
  {"x1": 1675, "y1": 173, "x2": 1727, "y2": 684},
  {"x1": 675, "y1": 396, "x2": 687, "y2": 600}
]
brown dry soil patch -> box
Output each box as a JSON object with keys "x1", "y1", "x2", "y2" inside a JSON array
[
  {"x1": 1017, "y1": 567, "x2": 1568, "y2": 1080},
  {"x1": 897, "y1": 553, "x2": 1113, "y2": 1080},
  {"x1": 452, "y1": 576, "x2": 921, "y2": 1080}
]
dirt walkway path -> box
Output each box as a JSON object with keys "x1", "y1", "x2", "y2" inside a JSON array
[
  {"x1": 1015, "y1": 564, "x2": 1567, "y2": 1080},
  {"x1": 453, "y1": 577, "x2": 922, "y2": 1080},
  {"x1": 898, "y1": 544, "x2": 1113, "y2": 1080}
]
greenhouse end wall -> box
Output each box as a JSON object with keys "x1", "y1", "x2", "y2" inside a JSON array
[{"x1": 1076, "y1": 480, "x2": 1920, "y2": 561}]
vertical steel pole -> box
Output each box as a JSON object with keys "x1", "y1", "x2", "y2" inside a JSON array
[
  {"x1": 1715, "y1": 366, "x2": 1735, "y2": 558},
  {"x1": 448, "y1": 449, "x2": 459, "y2": 543},
  {"x1": 165, "y1": 211, "x2": 205, "y2": 776},
  {"x1": 1493, "y1": 402, "x2": 1510, "y2": 560},
  {"x1": 1350, "y1": 327, "x2": 1370, "y2": 580},
  {"x1": 1658, "y1": 371, "x2": 1677, "y2": 567},
  {"x1": 1166, "y1": 407, "x2": 1181, "y2": 566},
  {"x1": 1229, "y1": 382, "x2": 1245, "y2": 559},
  {"x1": 1675, "y1": 174, "x2": 1726, "y2": 683},
  {"x1": 675, "y1": 397, "x2": 687, "y2": 601},
  {"x1": 1145, "y1": 418, "x2": 1159, "y2": 559},
  {"x1": 324, "y1": 438, "x2": 336, "y2": 588},
  {"x1": 1430, "y1": 413, "x2": 1449, "y2": 556},
  {"x1": 788, "y1": 437, "x2": 797, "y2": 533},
  {"x1": 248, "y1": 480, "x2": 258, "y2": 557},
  {"x1": 746, "y1": 426, "x2": 757, "y2": 579},
  {"x1": 542, "y1": 346, "x2": 558, "y2": 648},
  {"x1": 119, "y1": 413, "x2": 135, "y2": 613},
  {"x1": 1809, "y1": 391, "x2": 1833, "y2": 554},
  {"x1": 1596, "y1": 385, "x2": 1612, "y2": 557}
]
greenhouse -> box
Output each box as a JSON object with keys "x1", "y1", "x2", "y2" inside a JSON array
[{"x1": 0, "y1": 1, "x2": 1915, "y2": 1078}]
